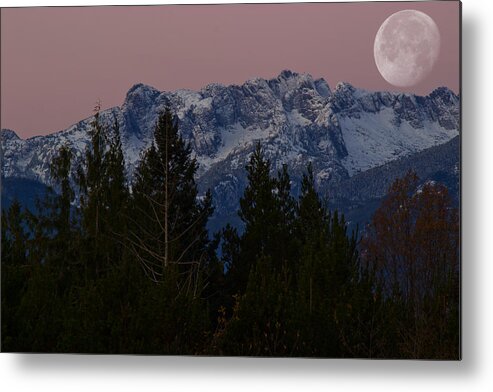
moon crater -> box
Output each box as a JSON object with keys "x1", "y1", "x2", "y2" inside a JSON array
[{"x1": 374, "y1": 10, "x2": 440, "y2": 87}]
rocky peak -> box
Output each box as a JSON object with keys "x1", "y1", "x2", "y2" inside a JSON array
[
  {"x1": 428, "y1": 86, "x2": 459, "y2": 105},
  {"x1": 334, "y1": 81, "x2": 356, "y2": 93},
  {"x1": 314, "y1": 78, "x2": 331, "y2": 97},
  {"x1": 278, "y1": 69, "x2": 299, "y2": 80},
  {"x1": 426, "y1": 87, "x2": 460, "y2": 130},
  {"x1": 1, "y1": 129, "x2": 21, "y2": 142},
  {"x1": 330, "y1": 82, "x2": 359, "y2": 113},
  {"x1": 123, "y1": 83, "x2": 161, "y2": 109}
]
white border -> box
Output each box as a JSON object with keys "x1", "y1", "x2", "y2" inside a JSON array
[{"x1": 2, "y1": 1, "x2": 492, "y2": 391}]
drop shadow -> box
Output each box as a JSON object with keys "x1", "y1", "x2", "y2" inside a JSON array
[
  {"x1": 8, "y1": 353, "x2": 467, "y2": 379},
  {"x1": 459, "y1": 9, "x2": 480, "y2": 374}
]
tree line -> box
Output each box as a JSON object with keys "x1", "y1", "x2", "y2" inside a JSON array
[{"x1": 1, "y1": 107, "x2": 460, "y2": 358}]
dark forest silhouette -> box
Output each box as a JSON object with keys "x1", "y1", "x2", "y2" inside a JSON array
[{"x1": 1, "y1": 108, "x2": 460, "y2": 358}]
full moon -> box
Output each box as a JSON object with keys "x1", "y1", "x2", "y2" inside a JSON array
[{"x1": 374, "y1": 10, "x2": 440, "y2": 87}]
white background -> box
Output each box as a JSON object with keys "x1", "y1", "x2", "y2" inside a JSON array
[{"x1": 0, "y1": 0, "x2": 491, "y2": 391}]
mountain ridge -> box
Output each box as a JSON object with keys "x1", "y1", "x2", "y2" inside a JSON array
[{"x1": 1, "y1": 70, "x2": 460, "y2": 229}]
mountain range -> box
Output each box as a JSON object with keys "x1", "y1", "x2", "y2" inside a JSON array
[{"x1": 1, "y1": 70, "x2": 460, "y2": 232}]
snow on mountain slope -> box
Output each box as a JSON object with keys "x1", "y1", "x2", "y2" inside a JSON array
[
  {"x1": 1, "y1": 108, "x2": 127, "y2": 185},
  {"x1": 328, "y1": 82, "x2": 460, "y2": 175},
  {"x1": 340, "y1": 108, "x2": 458, "y2": 175},
  {"x1": 1, "y1": 71, "x2": 459, "y2": 201}
]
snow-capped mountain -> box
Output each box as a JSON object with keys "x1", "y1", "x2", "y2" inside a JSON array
[{"x1": 1, "y1": 70, "x2": 460, "y2": 228}]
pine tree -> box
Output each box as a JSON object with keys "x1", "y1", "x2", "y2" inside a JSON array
[
  {"x1": 43, "y1": 144, "x2": 76, "y2": 272},
  {"x1": 126, "y1": 107, "x2": 214, "y2": 353},
  {"x1": 76, "y1": 106, "x2": 128, "y2": 277},
  {"x1": 232, "y1": 142, "x2": 296, "y2": 292},
  {"x1": 129, "y1": 107, "x2": 213, "y2": 285},
  {"x1": 238, "y1": 143, "x2": 276, "y2": 242},
  {"x1": 50, "y1": 145, "x2": 74, "y2": 238},
  {"x1": 103, "y1": 115, "x2": 129, "y2": 261},
  {"x1": 292, "y1": 163, "x2": 359, "y2": 356},
  {"x1": 1, "y1": 207, "x2": 11, "y2": 263},
  {"x1": 2, "y1": 200, "x2": 43, "y2": 352},
  {"x1": 77, "y1": 106, "x2": 108, "y2": 277},
  {"x1": 3, "y1": 201, "x2": 28, "y2": 266},
  {"x1": 219, "y1": 149, "x2": 301, "y2": 355},
  {"x1": 273, "y1": 164, "x2": 299, "y2": 274}
]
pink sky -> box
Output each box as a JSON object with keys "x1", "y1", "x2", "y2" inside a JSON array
[{"x1": 1, "y1": 1, "x2": 460, "y2": 139}]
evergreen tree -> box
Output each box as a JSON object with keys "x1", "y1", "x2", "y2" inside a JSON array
[
  {"x1": 1, "y1": 201, "x2": 30, "y2": 351},
  {"x1": 1, "y1": 207, "x2": 11, "y2": 263},
  {"x1": 103, "y1": 116, "x2": 129, "y2": 262},
  {"x1": 50, "y1": 145, "x2": 74, "y2": 238},
  {"x1": 231, "y1": 143, "x2": 298, "y2": 293},
  {"x1": 77, "y1": 107, "x2": 128, "y2": 277},
  {"x1": 273, "y1": 164, "x2": 299, "y2": 275},
  {"x1": 77, "y1": 106, "x2": 108, "y2": 276},
  {"x1": 127, "y1": 107, "x2": 214, "y2": 353},
  {"x1": 238, "y1": 142, "x2": 276, "y2": 255},
  {"x1": 292, "y1": 163, "x2": 359, "y2": 356},
  {"x1": 129, "y1": 107, "x2": 213, "y2": 283},
  {"x1": 217, "y1": 255, "x2": 295, "y2": 356},
  {"x1": 3, "y1": 201, "x2": 28, "y2": 266},
  {"x1": 44, "y1": 145, "x2": 76, "y2": 272}
]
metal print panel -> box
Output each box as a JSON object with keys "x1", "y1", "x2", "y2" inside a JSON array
[{"x1": 0, "y1": 1, "x2": 461, "y2": 358}]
